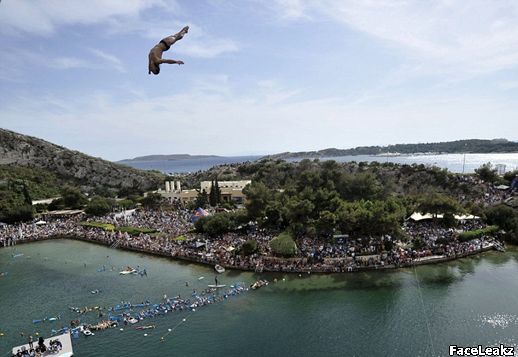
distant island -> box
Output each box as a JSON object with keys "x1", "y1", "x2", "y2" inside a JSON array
[
  {"x1": 266, "y1": 139, "x2": 518, "y2": 160},
  {"x1": 118, "y1": 154, "x2": 222, "y2": 162}
]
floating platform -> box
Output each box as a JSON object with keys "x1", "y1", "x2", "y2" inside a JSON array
[{"x1": 11, "y1": 332, "x2": 73, "y2": 356}]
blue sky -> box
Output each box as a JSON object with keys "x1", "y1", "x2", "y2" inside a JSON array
[{"x1": 1, "y1": 0, "x2": 518, "y2": 161}]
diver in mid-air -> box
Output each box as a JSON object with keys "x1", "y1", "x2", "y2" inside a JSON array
[{"x1": 148, "y1": 26, "x2": 189, "y2": 75}]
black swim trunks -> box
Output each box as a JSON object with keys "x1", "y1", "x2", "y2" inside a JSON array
[{"x1": 160, "y1": 40, "x2": 171, "y2": 51}]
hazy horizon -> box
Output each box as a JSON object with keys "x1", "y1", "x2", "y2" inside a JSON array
[{"x1": 2, "y1": 1, "x2": 518, "y2": 161}]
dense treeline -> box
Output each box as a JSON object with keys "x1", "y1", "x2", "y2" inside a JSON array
[{"x1": 195, "y1": 159, "x2": 488, "y2": 239}]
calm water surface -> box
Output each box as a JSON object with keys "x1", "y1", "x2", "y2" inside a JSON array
[
  {"x1": 120, "y1": 153, "x2": 518, "y2": 174},
  {"x1": 2, "y1": 240, "x2": 518, "y2": 357},
  {"x1": 120, "y1": 156, "x2": 261, "y2": 174}
]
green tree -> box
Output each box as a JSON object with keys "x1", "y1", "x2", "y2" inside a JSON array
[
  {"x1": 339, "y1": 172, "x2": 383, "y2": 201},
  {"x1": 241, "y1": 240, "x2": 258, "y2": 255},
  {"x1": 316, "y1": 210, "x2": 336, "y2": 237},
  {"x1": 0, "y1": 204, "x2": 34, "y2": 223},
  {"x1": 200, "y1": 213, "x2": 233, "y2": 236},
  {"x1": 243, "y1": 182, "x2": 271, "y2": 220},
  {"x1": 442, "y1": 213, "x2": 458, "y2": 228},
  {"x1": 214, "y1": 178, "x2": 221, "y2": 205},
  {"x1": 61, "y1": 186, "x2": 87, "y2": 209},
  {"x1": 417, "y1": 193, "x2": 463, "y2": 218},
  {"x1": 485, "y1": 205, "x2": 518, "y2": 241},
  {"x1": 140, "y1": 192, "x2": 162, "y2": 207},
  {"x1": 209, "y1": 181, "x2": 217, "y2": 206},
  {"x1": 85, "y1": 196, "x2": 112, "y2": 216},
  {"x1": 475, "y1": 162, "x2": 498, "y2": 183},
  {"x1": 195, "y1": 189, "x2": 209, "y2": 208},
  {"x1": 270, "y1": 232, "x2": 298, "y2": 257}
]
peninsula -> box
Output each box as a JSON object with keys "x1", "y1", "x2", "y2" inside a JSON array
[{"x1": 266, "y1": 139, "x2": 518, "y2": 160}]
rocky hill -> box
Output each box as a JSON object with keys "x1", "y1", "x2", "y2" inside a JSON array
[{"x1": 0, "y1": 128, "x2": 164, "y2": 192}]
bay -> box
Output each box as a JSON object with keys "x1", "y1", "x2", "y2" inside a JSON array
[
  {"x1": 119, "y1": 156, "x2": 261, "y2": 174},
  {"x1": 120, "y1": 153, "x2": 518, "y2": 174},
  {"x1": 2, "y1": 240, "x2": 518, "y2": 356}
]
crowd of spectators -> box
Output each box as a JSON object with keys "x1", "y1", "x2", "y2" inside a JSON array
[{"x1": 0, "y1": 205, "x2": 502, "y2": 273}]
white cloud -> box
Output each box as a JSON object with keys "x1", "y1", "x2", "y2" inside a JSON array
[
  {"x1": 106, "y1": 19, "x2": 239, "y2": 58},
  {"x1": 51, "y1": 57, "x2": 93, "y2": 70},
  {"x1": 178, "y1": 38, "x2": 238, "y2": 58},
  {"x1": 271, "y1": 0, "x2": 518, "y2": 76},
  {"x1": 499, "y1": 80, "x2": 518, "y2": 90},
  {"x1": 0, "y1": 0, "x2": 172, "y2": 36},
  {"x1": 272, "y1": 0, "x2": 311, "y2": 20},
  {"x1": 1, "y1": 77, "x2": 517, "y2": 160},
  {"x1": 89, "y1": 48, "x2": 126, "y2": 73}
]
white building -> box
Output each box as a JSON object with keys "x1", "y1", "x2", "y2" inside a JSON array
[{"x1": 157, "y1": 180, "x2": 251, "y2": 204}]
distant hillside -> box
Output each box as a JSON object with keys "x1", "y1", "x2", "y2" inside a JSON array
[
  {"x1": 119, "y1": 154, "x2": 221, "y2": 162},
  {"x1": 0, "y1": 128, "x2": 164, "y2": 193},
  {"x1": 266, "y1": 139, "x2": 518, "y2": 160}
]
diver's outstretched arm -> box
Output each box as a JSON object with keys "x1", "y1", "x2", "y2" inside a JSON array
[{"x1": 159, "y1": 59, "x2": 184, "y2": 65}]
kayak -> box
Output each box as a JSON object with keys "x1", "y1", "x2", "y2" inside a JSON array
[
  {"x1": 207, "y1": 284, "x2": 226, "y2": 288},
  {"x1": 135, "y1": 325, "x2": 155, "y2": 330}
]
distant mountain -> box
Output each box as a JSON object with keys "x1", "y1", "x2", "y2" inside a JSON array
[
  {"x1": 119, "y1": 154, "x2": 221, "y2": 162},
  {"x1": 0, "y1": 128, "x2": 164, "y2": 192},
  {"x1": 265, "y1": 139, "x2": 518, "y2": 160}
]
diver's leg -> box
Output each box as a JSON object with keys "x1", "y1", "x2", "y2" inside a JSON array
[{"x1": 161, "y1": 26, "x2": 189, "y2": 47}]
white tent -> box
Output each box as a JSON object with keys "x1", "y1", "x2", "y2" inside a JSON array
[{"x1": 408, "y1": 212, "x2": 479, "y2": 221}]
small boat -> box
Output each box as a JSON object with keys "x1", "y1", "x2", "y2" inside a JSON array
[
  {"x1": 127, "y1": 317, "x2": 139, "y2": 324},
  {"x1": 135, "y1": 325, "x2": 155, "y2": 330},
  {"x1": 119, "y1": 268, "x2": 137, "y2": 275},
  {"x1": 250, "y1": 280, "x2": 269, "y2": 290},
  {"x1": 83, "y1": 328, "x2": 94, "y2": 336},
  {"x1": 198, "y1": 276, "x2": 205, "y2": 280},
  {"x1": 0, "y1": 272, "x2": 7, "y2": 277},
  {"x1": 78, "y1": 326, "x2": 94, "y2": 336},
  {"x1": 207, "y1": 284, "x2": 226, "y2": 288},
  {"x1": 91, "y1": 289, "x2": 101, "y2": 294},
  {"x1": 12, "y1": 253, "x2": 24, "y2": 258},
  {"x1": 214, "y1": 265, "x2": 225, "y2": 274}
]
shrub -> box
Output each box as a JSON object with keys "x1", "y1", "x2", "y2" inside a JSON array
[
  {"x1": 117, "y1": 226, "x2": 157, "y2": 235},
  {"x1": 270, "y1": 232, "x2": 297, "y2": 257},
  {"x1": 241, "y1": 240, "x2": 258, "y2": 255},
  {"x1": 80, "y1": 222, "x2": 115, "y2": 231},
  {"x1": 458, "y1": 225, "x2": 499, "y2": 242}
]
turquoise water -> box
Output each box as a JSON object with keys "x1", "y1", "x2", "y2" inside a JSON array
[{"x1": 2, "y1": 240, "x2": 518, "y2": 356}]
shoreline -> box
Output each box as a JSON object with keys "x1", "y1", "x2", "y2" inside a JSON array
[{"x1": 4, "y1": 235, "x2": 501, "y2": 274}]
